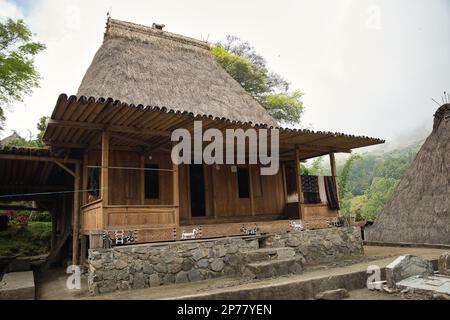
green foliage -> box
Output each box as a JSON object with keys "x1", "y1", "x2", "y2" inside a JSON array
[
  {"x1": 211, "y1": 45, "x2": 269, "y2": 97},
  {"x1": 260, "y1": 91, "x2": 304, "y2": 124},
  {"x1": 348, "y1": 195, "x2": 367, "y2": 221},
  {"x1": 211, "y1": 36, "x2": 304, "y2": 124},
  {"x1": 0, "y1": 18, "x2": 46, "y2": 131},
  {"x1": 301, "y1": 156, "x2": 328, "y2": 176},
  {"x1": 337, "y1": 144, "x2": 419, "y2": 221},
  {"x1": 338, "y1": 154, "x2": 362, "y2": 200},
  {"x1": 29, "y1": 211, "x2": 51, "y2": 222},
  {"x1": 359, "y1": 177, "x2": 398, "y2": 221},
  {"x1": 3, "y1": 115, "x2": 48, "y2": 147},
  {"x1": 0, "y1": 221, "x2": 51, "y2": 256}
]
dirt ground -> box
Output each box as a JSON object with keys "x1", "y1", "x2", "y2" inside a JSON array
[{"x1": 35, "y1": 245, "x2": 448, "y2": 300}]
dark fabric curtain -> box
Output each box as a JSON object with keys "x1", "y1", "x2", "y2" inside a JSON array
[
  {"x1": 301, "y1": 175, "x2": 321, "y2": 204},
  {"x1": 324, "y1": 176, "x2": 340, "y2": 209},
  {"x1": 301, "y1": 175, "x2": 319, "y2": 193},
  {"x1": 303, "y1": 192, "x2": 321, "y2": 204}
]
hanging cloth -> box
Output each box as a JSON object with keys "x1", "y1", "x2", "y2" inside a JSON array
[
  {"x1": 318, "y1": 176, "x2": 328, "y2": 204},
  {"x1": 324, "y1": 176, "x2": 340, "y2": 209},
  {"x1": 301, "y1": 175, "x2": 321, "y2": 204}
]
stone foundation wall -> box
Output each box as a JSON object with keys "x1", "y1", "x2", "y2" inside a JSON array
[
  {"x1": 262, "y1": 227, "x2": 364, "y2": 265},
  {"x1": 88, "y1": 227, "x2": 363, "y2": 295},
  {"x1": 88, "y1": 237, "x2": 258, "y2": 295}
]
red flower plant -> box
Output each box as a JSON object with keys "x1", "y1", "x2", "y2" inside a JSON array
[{"x1": 15, "y1": 214, "x2": 29, "y2": 227}]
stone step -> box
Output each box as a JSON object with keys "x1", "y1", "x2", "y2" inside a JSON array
[
  {"x1": 240, "y1": 247, "x2": 296, "y2": 263},
  {"x1": 0, "y1": 271, "x2": 35, "y2": 300},
  {"x1": 243, "y1": 258, "x2": 303, "y2": 279}
]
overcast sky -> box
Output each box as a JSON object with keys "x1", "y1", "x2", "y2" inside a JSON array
[{"x1": 1, "y1": 0, "x2": 449, "y2": 143}]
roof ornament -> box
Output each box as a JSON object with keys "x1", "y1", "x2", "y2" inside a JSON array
[{"x1": 152, "y1": 22, "x2": 165, "y2": 30}]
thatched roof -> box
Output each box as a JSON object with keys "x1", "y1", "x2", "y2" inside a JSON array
[
  {"x1": 77, "y1": 18, "x2": 278, "y2": 126},
  {"x1": 367, "y1": 104, "x2": 450, "y2": 245},
  {"x1": 44, "y1": 94, "x2": 385, "y2": 160}
]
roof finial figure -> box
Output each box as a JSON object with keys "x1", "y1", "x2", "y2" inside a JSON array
[{"x1": 152, "y1": 22, "x2": 165, "y2": 30}]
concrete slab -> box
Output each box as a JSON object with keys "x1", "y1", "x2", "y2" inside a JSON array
[
  {"x1": 396, "y1": 275, "x2": 450, "y2": 295},
  {"x1": 0, "y1": 271, "x2": 35, "y2": 300}
]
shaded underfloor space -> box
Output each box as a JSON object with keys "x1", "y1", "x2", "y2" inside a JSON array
[{"x1": 35, "y1": 245, "x2": 448, "y2": 300}]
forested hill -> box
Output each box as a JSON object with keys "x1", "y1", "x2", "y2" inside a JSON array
[{"x1": 335, "y1": 134, "x2": 426, "y2": 222}]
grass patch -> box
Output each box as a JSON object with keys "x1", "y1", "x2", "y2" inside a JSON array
[{"x1": 0, "y1": 222, "x2": 52, "y2": 257}]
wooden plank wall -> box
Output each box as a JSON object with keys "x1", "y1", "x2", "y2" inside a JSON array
[
  {"x1": 80, "y1": 200, "x2": 103, "y2": 231},
  {"x1": 106, "y1": 206, "x2": 176, "y2": 228},
  {"x1": 83, "y1": 149, "x2": 286, "y2": 226},
  {"x1": 179, "y1": 164, "x2": 285, "y2": 220}
]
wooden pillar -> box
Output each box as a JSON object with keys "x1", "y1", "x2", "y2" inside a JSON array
[
  {"x1": 211, "y1": 166, "x2": 217, "y2": 221},
  {"x1": 140, "y1": 154, "x2": 145, "y2": 205},
  {"x1": 329, "y1": 152, "x2": 341, "y2": 214},
  {"x1": 173, "y1": 162, "x2": 180, "y2": 226},
  {"x1": 281, "y1": 163, "x2": 288, "y2": 204},
  {"x1": 294, "y1": 147, "x2": 304, "y2": 219},
  {"x1": 249, "y1": 165, "x2": 255, "y2": 216},
  {"x1": 72, "y1": 163, "x2": 81, "y2": 266},
  {"x1": 101, "y1": 132, "x2": 109, "y2": 206},
  {"x1": 82, "y1": 153, "x2": 88, "y2": 205},
  {"x1": 80, "y1": 235, "x2": 87, "y2": 267},
  {"x1": 50, "y1": 210, "x2": 56, "y2": 250}
]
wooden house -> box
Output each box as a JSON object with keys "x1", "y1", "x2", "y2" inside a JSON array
[{"x1": 1, "y1": 19, "x2": 384, "y2": 266}]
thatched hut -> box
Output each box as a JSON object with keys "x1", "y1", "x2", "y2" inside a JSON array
[
  {"x1": 0, "y1": 18, "x2": 384, "y2": 265},
  {"x1": 367, "y1": 104, "x2": 450, "y2": 245}
]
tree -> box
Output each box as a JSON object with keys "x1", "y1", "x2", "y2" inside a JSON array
[
  {"x1": 338, "y1": 154, "x2": 362, "y2": 200},
  {"x1": 359, "y1": 177, "x2": 398, "y2": 221},
  {"x1": 211, "y1": 36, "x2": 304, "y2": 124},
  {"x1": 4, "y1": 116, "x2": 48, "y2": 147},
  {"x1": 301, "y1": 156, "x2": 328, "y2": 176},
  {"x1": 0, "y1": 18, "x2": 46, "y2": 132}
]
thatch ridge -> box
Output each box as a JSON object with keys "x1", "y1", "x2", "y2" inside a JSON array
[
  {"x1": 77, "y1": 18, "x2": 278, "y2": 126},
  {"x1": 105, "y1": 18, "x2": 211, "y2": 51},
  {"x1": 367, "y1": 104, "x2": 450, "y2": 244}
]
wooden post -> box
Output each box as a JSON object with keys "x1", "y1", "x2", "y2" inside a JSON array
[
  {"x1": 51, "y1": 210, "x2": 56, "y2": 250},
  {"x1": 173, "y1": 162, "x2": 180, "y2": 226},
  {"x1": 281, "y1": 163, "x2": 288, "y2": 204},
  {"x1": 249, "y1": 165, "x2": 255, "y2": 216},
  {"x1": 80, "y1": 235, "x2": 87, "y2": 267},
  {"x1": 329, "y1": 152, "x2": 340, "y2": 214},
  {"x1": 72, "y1": 163, "x2": 81, "y2": 266},
  {"x1": 140, "y1": 154, "x2": 145, "y2": 205},
  {"x1": 211, "y1": 165, "x2": 217, "y2": 221},
  {"x1": 101, "y1": 132, "x2": 109, "y2": 206},
  {"x1": 294, "y1": 147, "x2": 304, "y2": 219},
  {"x1": 82, "y1": 153, "x2": 88, "y2": 205}
]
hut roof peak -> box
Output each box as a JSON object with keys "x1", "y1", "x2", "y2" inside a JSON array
[
  {"x1": 77, "y1": 18, "x2": 278, "y2": 126},
  {"x1": 105, "y1": 18, "x2": 211, "y2": 51}
]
